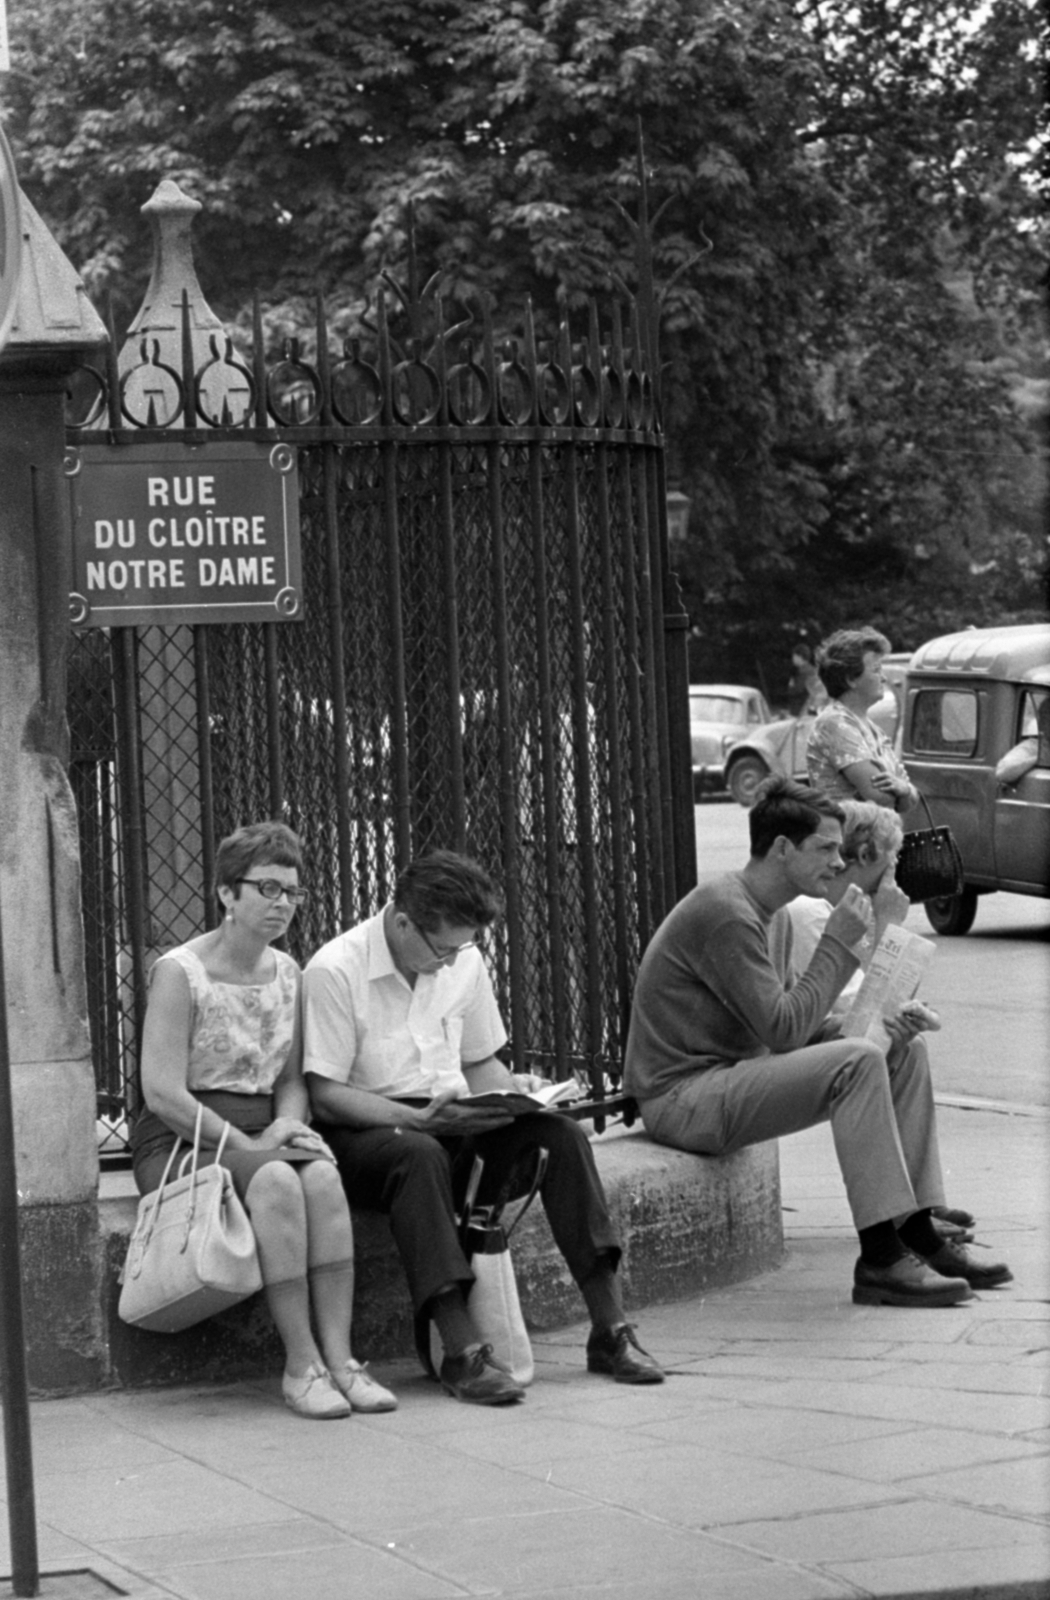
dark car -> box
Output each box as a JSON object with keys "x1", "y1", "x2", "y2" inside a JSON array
[{"x1": 901, "y1": 623, "x2": 1050, "y2": 934}]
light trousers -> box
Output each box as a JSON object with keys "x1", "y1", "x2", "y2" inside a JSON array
[{"x1": 640, "y1": 1034, "x2": 945, "y2": 1232}]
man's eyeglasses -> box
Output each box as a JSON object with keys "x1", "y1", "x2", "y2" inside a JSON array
[
  {"x1": 235, "y1": 878, "x2": 310, "y2": 905},
  {"x1": 411, "y1": 919, "x2": 480, "y2": 960}
]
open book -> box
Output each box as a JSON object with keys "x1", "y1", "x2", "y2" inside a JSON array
[
  {"x1": 455, "y1": 1079, "x2": 581, "y2": 1115},
  {"x1": 840, "y1": 926, "x2": 936, "y2": 1050}
]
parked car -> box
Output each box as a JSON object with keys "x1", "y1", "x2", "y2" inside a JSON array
[
  {"x1": 901, "y1": 623, "x2": 1050, "y2": 935},
  {"x1": 689, "y1": 684, "x2": 772, "y2": 797},
  {"x1": 723, "y1": 652, "x2": 912, "y2": 807}
]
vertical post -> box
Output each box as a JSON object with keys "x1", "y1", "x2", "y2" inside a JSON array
[
  {"x1": 656, "y1": 448, "x2": 697, "y2": 901},
  {"x1": 0, "y1": 899, "x2": 40, "y2": 1597},
  {"x1": 0, "y1": 181, "x2": 107, "y2": 1402},
  {"x1": 523, "y1": 305, "x2": 571, "y2": 1077},
  {"x1": 480, "y1": 299, "x2": 527, "y2": 1067},
  {"x1": 376, "y1": 291, "x2": 412, "y2": 865},
  {"x1": 0, "y1": 142, "x2": 41, "y2": 1590}
]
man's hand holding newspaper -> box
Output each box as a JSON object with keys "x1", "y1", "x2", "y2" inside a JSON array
[{"x1": 840, "y1": 925, "x2": 939, "y2": 1052}]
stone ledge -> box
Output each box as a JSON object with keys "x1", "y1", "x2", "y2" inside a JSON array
[{"x1": 93, "y1": 1129, "x2": 782, "y2": 1392}]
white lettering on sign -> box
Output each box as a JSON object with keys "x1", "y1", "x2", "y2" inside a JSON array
[
  {"x1": 146, "y1": 475, "x2": 217, "y2": 507},
  {"x1": 94, "y1": 519, "x2": 137, "y2": 549},
  {"x1": 199, "y1": 556, "x2": 276, "y2": 587},
  {"x1": 86, "y1": 559, "x2": 186, "y2": 590},
  {"x1": 144, "y1": 514, "x2": 268, "y2": 547}
]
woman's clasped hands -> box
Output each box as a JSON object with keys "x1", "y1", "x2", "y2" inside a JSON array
[{"x1": 256, "y1": 1117, "x2": 335, "y2": 1160}]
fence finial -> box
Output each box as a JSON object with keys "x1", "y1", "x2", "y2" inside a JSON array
[{"x1": 119, "y1": 180, "x2": 224, "y2": 378}]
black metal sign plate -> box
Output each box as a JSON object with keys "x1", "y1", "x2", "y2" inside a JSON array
[{"x1": 67, "y1": 440, "x2": 303, "y2": 627}]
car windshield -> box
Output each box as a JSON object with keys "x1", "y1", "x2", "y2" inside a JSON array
[{"x1": 690, "y1": 696, "x2": 747, "y2": 724}]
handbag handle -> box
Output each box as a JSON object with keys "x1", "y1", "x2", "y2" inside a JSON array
[
  {"x1": 136, "y1": 1130, "x2": 186, "y2": 1248},
  {"x1": 503, "y1": 1147, "x2": 549, "y2": 1241},
  {"x1": 175, "y1": 1106, "x2": 232, "y2": 1248},
  {"x1": 456, "y1": 1146, "x2": 549, "y2": 1246},
  {"x1": 908, "y1": 790, "x2": 936, "y2": 832},
  {"x1": 175, "y1": 1109, "x2": 231, "y2": 1181}
]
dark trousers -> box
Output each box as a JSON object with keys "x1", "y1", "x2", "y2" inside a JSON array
[{"x1": 324, "y1": 1112, "x2": 621, "y2": 1314}]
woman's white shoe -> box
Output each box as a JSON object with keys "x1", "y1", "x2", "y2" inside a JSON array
[
  {"x1": 333, "y1": 1358, "x2": 398, "y2": 1412},
  {"x1": 282, "y1": 1363, "x2": 352, "y2": 1420}
]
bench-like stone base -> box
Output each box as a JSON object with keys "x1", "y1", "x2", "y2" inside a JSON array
[{"x1": 90, "y1": 1129, "x2": 782, "y2": 1392}]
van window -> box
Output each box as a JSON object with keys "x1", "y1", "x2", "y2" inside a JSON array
[
  {"x1": 912, "y1": 689, "x2": 978, "y2": 755},
  {"x1": 1018, "y1": 690, "x2": 1050, "y2": 768}
]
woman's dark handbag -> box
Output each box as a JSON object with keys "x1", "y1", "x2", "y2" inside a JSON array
[{"x1": 895, "y1": 793, "x2": 965, "y2": 905}]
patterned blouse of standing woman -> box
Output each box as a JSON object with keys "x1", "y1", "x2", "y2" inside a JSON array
[
  {"x1": 133, "y1": 821, "x2": 396, "y2": 1420},
  {"x1": 807, "y1": 627, "x2": 920, "y2": 813}
]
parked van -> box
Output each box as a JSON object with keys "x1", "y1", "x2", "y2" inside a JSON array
[{"x1": 901, "y1": 623, "x2": 1050, "y2": 935}]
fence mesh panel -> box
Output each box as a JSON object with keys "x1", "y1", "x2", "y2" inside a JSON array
[{"x1": 68, "y1": 306, "x2": 683, "y2": 1157}]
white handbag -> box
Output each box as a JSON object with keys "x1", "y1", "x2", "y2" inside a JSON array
[
  {"x1": 118, "y1": 1104, "x2": 263, "y2": 1332},
  {"x1": 422, "y1": 1149, "x2": 548, "y2": 1387}
]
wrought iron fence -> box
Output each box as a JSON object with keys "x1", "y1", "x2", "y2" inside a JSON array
[{"x1": 67, "y1": 272, "x2": 694, "y2": 1159}]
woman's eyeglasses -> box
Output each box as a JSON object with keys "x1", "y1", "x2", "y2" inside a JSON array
[{"x1": 235, "y1": 878, "x2": 310, "y2": 905}]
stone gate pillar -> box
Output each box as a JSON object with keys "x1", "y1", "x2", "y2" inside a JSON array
[{"x1": 0, "y1": 191, "x2": 108, "y2": 1388}]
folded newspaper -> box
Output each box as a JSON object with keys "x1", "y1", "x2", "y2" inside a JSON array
[
  {"x1": 840, "y1": 925, "x2": 936, "y2": 1049},
  {"x1": 455, "y1": 1079, "x2": 580, "y2": 1115}
]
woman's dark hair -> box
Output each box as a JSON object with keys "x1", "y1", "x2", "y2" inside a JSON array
[
  {"x1": 214, "y1": 822, "x2": 302, "y2": 895},
  {"x1": 816, "y1": 627, "x2": 891, "y2": 700},
  {"x1": 394, "y1": 850, "x2": 502, "y2": 932},
  {"x1": 748, "y1": 776, "x2": 844, "y2": 858}
]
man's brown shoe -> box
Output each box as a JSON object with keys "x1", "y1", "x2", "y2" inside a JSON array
[
  {"x1": 440, "y1": 1344, "x2": 525, "y2": 1406},
  {"x1": 918, "y1": 1238, "x2": 1013, "y2": 1290},
  {"x1": 853, "y1": 1252, "x2": 973, "y2": 1307},
  {"x1": 586, "y1": 1323, "x2": 665, "y2": 1384}
]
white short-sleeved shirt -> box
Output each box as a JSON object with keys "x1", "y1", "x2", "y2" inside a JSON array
[
  {"x1": 782, "y1": 897, "x2": 862, "y2": 1020},
  {"x1": 301, "y1": 909, "x2": 508, "y2": 1099}
]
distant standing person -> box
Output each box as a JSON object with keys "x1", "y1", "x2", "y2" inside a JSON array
[
  {"x1": 807, "y1": 627, "x2": 919, "y2": 812},
  {"x1": 789, "y1": 641, "x2": 829, "y2": 716}
]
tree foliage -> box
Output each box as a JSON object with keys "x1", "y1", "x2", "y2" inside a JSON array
[{"x1": 3, "y1": 0, "x2": 1045, "y2": 694}]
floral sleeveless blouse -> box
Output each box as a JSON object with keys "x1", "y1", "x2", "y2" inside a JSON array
[
  {"x1": 153, "y1": 944, "x2": 299, "y2": 1094},
  {"x1": 806, "y1": 701, "x2": 909, "y2": 800}
]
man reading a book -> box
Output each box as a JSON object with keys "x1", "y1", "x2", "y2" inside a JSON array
[
  {"x1": 624, "y1": 777, "x2": 1010, "y2": 1306},
  {"x1": 303, "y1": 849, "x2": 664, "y2": 1405}
]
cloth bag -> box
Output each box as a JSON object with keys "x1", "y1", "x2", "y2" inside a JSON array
[
  {"x1": 419, "y1": 1148, "x2": 548, "y2": 1388},
  {"x1": 118, "y1": 1104, "x2": 263, "y2": 1332},
  {"x1": 895, "y1": 792, "x2": 965, "y2": 904}
]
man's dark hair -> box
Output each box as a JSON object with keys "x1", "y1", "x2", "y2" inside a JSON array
[
  {"x1": 815, "y1": 626, "x2": 891, "y2": 699},
  {"x1": 394, "y1": 850, "x2": 502, "y2": 932},
  {"x1": 748, "y1": 776, "x2": 844, "y2": 858},
  {"x1": 214, "y1": 821, "x2": 302, "y2": 896}
]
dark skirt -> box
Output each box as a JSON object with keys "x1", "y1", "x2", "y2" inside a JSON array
[{"x1": 131, "y1": 1090, "x2": 322, "y2": 1202}]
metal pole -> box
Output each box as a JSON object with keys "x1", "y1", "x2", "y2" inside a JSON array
[{"x1": 0, "y1": 889, "x2": 41, "y2": 1598}]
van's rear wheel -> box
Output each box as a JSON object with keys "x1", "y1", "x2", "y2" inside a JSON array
[
  {"x1": 924, "y1": 885, "x2": 978, "y2": 936},
  {"x1": 727, "y1": 756, "x2": 770, "y2": 808}
]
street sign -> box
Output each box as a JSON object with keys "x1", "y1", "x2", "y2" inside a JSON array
[
  {"x1": 66, "y1": 440, "x2": 304, "y2": 628},
  {"x1": 0, "y1": 123, "x2": 22, "y2": 354}
]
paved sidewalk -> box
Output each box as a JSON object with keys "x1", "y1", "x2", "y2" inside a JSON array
[{"x1": 2, "y1": 1099, "x2": 1047, "y2": 1600}]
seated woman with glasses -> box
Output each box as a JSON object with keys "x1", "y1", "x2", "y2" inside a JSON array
[{"x1": 131, "y1": 820, "x2": 397, "y2": 1420}]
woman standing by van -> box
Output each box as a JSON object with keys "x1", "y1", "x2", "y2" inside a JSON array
[{"x1": 807, "y1": 627, "x2": 920, "y2": 813}]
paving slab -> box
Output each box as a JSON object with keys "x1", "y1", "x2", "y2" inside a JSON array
[{"x1": 2, "y1": 1100, "x2": 1047, "y2": 1600}]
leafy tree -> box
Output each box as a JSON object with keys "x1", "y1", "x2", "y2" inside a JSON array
[{"x1": 3, "y1": 0, "x2": 1044, "y2": 694}]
